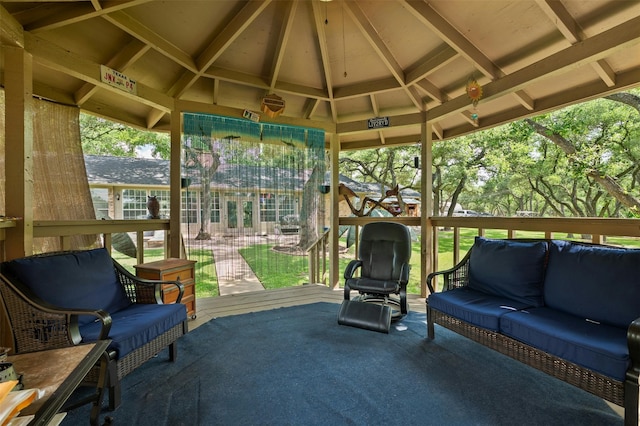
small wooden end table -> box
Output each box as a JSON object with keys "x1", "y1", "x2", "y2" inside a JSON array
[{"x1": 8, "y1": 340, "x2": 110, "y2": 426}]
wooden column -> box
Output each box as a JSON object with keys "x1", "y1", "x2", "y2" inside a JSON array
[
  {"x1": 329, "y1": 133, "x2": 340, "y2": 289},
  {"x1": 420, "y1": 110, "x2": 434, "y2": 297},
  {"x1": 4, "y1": 46, "x2": 33, "y2": 260},
  {"x1": 169, "y1": 105, "x2": 182, "y2": 258}
]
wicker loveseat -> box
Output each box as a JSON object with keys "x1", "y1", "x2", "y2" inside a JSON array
[
  {"x1": 0, "y1": 248, "x2": 188, "y2": 412},
  {"x1": 426, "y1": 237, "x2": 640, "y2": 426}
]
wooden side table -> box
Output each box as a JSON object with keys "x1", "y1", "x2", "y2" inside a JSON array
[
  {"x1": 9, "y1": 340, "x2": 110, "y2": 426},
  {"x1": 134, "y1": 258, "x2": 197, "y2": 319}
]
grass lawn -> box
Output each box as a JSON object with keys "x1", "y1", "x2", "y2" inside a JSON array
[
  {"x1": 112, "y1": 248, "x2": 218, "y2": 298},
  {"x1": 239, "y1": 244, "x2": 354, "y2": 290}
]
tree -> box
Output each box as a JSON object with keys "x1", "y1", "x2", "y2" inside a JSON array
[
  {"x1": 80, "y1": 113, "x2": 170, "y2": 158},
  {"x1": 183, "y1": 130, "x2": 222, "y2": 240},
  {"x1": 430, "y1": 90, "x2": 640, "y2": 219},
  {"x1": 339, "y1": 146, "x2": 421, "y2": 214},
  {"x1": 522, "y1": 92, "x2": 640, "y2": 216}
]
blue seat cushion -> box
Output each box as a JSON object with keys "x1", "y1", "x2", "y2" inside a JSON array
[
  {"x1": 428, "y1": 287, "x2": 533, "y2": 331},
  {"x1": 544, "y1": 240, "x2": 640, "y2": 328},
  {"x1": 80, "y1": 303, "x2": 186, "y2": 359},
  {"x1": 500, "y1": 307, "x2": 629, "y2": 381},
  {"x1": 467, "y1": 237, "x2": 548, "y2": 307},
  {"x1": 3, "y1": 248, "x2": 131, "y2": 326}
]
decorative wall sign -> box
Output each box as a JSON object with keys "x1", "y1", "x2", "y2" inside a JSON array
[
  {"x1": 367, "y1": 117, "x2": 390, "y2": 129},
  {"x1": 242, "y1": 109, "x2": 260, "y2": 122},
  {"x1": 100, "y1": 65, "x2": 137, "y2": 95},
  {"x1": 261, "y1": 94, "x2": 285, "y2": 118}
]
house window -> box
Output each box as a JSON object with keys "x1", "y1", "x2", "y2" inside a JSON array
[
  {"x1": 90, "y1": 188, "x2": 109, "y2": 218},
  {"x1": 260, "y1": 193, "x2": 276, "y2": 222},
  {"x1": 278, "y1": 194, "x2": 295, "y2": 220},
  {"x1": 182, "y1": 190, "x2": 198, "y2": 224},
  {"x1": 149, "y1": 190, "x2": 170, "y2": 218},
  {"x1": 210, "y1": 191, "x2": 221, "y2": 223},
  {"x1": 122, "y1": 189, "x2": 147, "y2": 219}
]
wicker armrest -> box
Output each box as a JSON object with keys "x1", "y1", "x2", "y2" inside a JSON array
[
  {"x1": 0, "y1": 273, "x2": 112, "y2": 353},
  {"x1": 113, "y1": 261, "x2": 184, "y2": 304},
  {"x1": 427, "y1": 249, "x2": 473, "y2": 294},
  {"x1": 628, "y1": 317, "x2": 640, "y2": 378}
]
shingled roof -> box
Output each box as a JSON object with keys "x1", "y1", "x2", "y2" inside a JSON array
[{"x1": 84, "y1": 154, "x2": 419, "y2": 198}]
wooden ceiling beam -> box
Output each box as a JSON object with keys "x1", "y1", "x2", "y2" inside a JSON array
[
  {"x1": 303, "y1": 98, "x2": 320, "y2": 120},
  {"x1": 25, "y1": 33, "x2": 173, "y2": 112},
  {"x1": 429, "y1": 15, "x2": 640, "y2": 121},
  {"x1": 434, "y1": 66, "x2": 640, "y2": 141},
  {"x1": 75, "y1": 39, "x2": 150, "y2": 105},
  {"x1": 345, "y1": 1, "x2": 422, "y2": 110},
  {"x1": 103, "y1": 11, "x2": 197, "y2": 73},
  {"x1": 170, "y1": 0, "x2": 271, "y2": 99},
  {"x1": 405, "y1": 45, "x2": 458, "y2": 85},
  {"x1": 536, "y1": 0, "x2": 616, "y2": 87},
  {"x1": 197, "y1": 0, "x2": 271, "y2": 71},
  {"x1": 0, "y1": 5, "x2": 24, "y2": 47},
  {"x1": 176, "y1": 99, "x2": 336, "y2": 133},
  {"x1": 269, "y1": 0, "x2": 297, "y2": 90},
  {"x1": 345, "y1": 1, "x2": 404, "y2": 84},
  {"x1": 415, "y1": 79, "x2": 446, "y2": 104},
  {"x1": 146, "y1": 109, "x2": 166, "y2": 129},
  {"x1": 24, "y1": 0, "x2": 153, "y2": 32},
  {"x1": 311, "y1": 0, "x2": 337, "y2": 122},
  {"x1": 337, "y1": 17, "x2": 640, "y2": 138},
  {"x1": 404, "y1": 0, "x2": 501, "y2": 80},
  {"x1": 333, "y1": 77, "x2": 399, "y2": 100},
  {"x1": 340, "y1": 134, "x2": 419, "y2": 151}
]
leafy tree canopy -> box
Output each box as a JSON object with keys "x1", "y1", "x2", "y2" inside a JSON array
[{"x1": 80, "y1": 113, "x2": 170, "y2": 159}]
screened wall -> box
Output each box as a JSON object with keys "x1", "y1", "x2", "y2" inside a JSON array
[{"x1": 182, "y1": 113, "x2": 326, "y2": 286}]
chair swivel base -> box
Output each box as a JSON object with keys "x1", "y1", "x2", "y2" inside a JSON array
[
  {"x1": 350, "y1": 294, "x2": 406, "y2": 320},
  {"x1": 337, "y1": 299, "x2": 392, "y2": 333}
]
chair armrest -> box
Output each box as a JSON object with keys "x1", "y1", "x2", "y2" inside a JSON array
[
  {"x1": 344, "y1": 260, "x2": 363, "y2": 279},
  {"x1": 426, "y1": 249, "x2": 473, "y2": 294},
  {"x1": 399, "y1": 263, "x2": 410, "y2": 286},
  {"x1": 112, "y1": 260, "x2": 185, "y2": 304},
  {"x1": 0, "y1": 273, "x2": 112, "y2": 352},
  {"x1": 628, "y1": 317, "x2": 640, "y2": 380}
]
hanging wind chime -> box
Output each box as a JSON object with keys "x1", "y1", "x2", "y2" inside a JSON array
[{"x1": 466, "y1": 76, "x2": 483, "y2": 124}]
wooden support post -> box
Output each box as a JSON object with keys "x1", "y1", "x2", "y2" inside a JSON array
[
  {"x1": 169, "y1": 105, "x2": 182, "y2": 258},
  {"x1": 329, "y1": 133, "x2": 340, "y2": 289},
  {"x1": 4, "y1": 46, "x2": 33, "y2": 260}
]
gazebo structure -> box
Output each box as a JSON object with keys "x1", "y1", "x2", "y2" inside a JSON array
[{"x1": 1, "y1": 1, "x2": 640, "y2": 290}]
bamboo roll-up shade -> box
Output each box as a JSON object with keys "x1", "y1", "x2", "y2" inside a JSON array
[{"x1": 0, "y1": 90, "x2": 99, "y2": 253}]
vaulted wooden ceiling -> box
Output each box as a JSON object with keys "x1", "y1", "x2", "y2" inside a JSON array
[{"x1": 2, "y1": 0, "x2": 640, "y2": 150}]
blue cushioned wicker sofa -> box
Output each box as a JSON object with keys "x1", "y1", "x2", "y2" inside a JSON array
[
  {"x1": 426, "y1": 237, "x2": 640, "y2": 426},
  {"x1": 0, "y1": 248, "x2": 188, "y2": 411}
]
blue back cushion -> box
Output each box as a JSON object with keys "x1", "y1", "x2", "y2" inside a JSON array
[
  {"x1": 4, "y1": 248, "x2": 131, "y2": 326},
  {"x1": 468, "y1": 237, "x2": 548, "y2": 306},
  {"x1": 544, "y1": 240, "x2": 640, "y2": 328}
]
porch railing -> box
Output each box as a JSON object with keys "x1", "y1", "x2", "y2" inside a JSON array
[
  {"x1": 3, "y1": 216, "x2": 639, "y2": 295},
  {"x1": 307, "y1": 229, "x2": 330, "y2": 285},
  {"x1": 30, "y1": 219, "x2": 171, "y2": 264},
  {"x1": 337, "y1": 216, "x2": 640, "y2": 296}
]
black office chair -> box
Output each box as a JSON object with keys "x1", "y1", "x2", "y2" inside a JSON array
[{"x1": 339, "y1": 222, "x2": 412, "y2": 332}]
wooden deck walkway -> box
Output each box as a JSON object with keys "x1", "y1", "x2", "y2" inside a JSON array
[{"x1": 189, "y1": 285, "x2": 427, "y2": 331}]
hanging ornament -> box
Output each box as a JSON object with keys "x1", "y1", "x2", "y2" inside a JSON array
[
  {"x1": 470, "y1": 109, "x2": 479, "y2": 125},
  {"x1": 466, "y1": 77, "x2": 483, "y2": 107}
]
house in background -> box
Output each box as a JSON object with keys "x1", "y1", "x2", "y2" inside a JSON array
[{"x1": 85, "y1": 155, "x2": 421, "y2": 237}]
